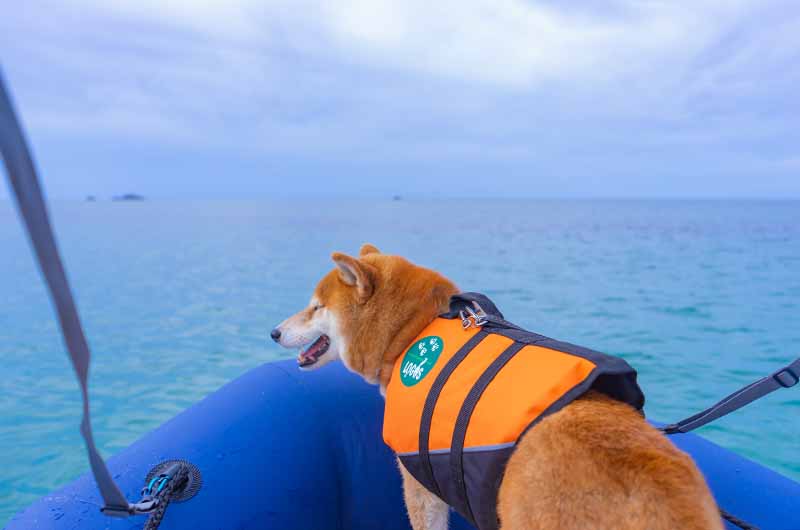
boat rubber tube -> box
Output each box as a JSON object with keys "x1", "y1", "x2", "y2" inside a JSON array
[{"x1": 6, "y1": 360, "x2": 800, "y2": 530}]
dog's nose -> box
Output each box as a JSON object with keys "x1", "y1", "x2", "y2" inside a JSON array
[{"x1": 270, "y1": 328, "x2": 282, "y2": 342}]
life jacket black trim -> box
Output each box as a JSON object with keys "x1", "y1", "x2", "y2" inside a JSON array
[
  {"x1": 418, "y1": 329, "x2": 490, "y2": 499},
  {"x1": 450, "y1": 341, "x2": 526, "y2": 523}
]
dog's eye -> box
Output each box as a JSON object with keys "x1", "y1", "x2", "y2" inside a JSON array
[{"x1": 312, "y1": 304, "x2": 323, "y2": 311}]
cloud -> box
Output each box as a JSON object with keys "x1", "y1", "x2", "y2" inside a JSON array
[
  {"x1": 65, "y1": 0, "x2": 756, "y2": 88},
  {"x1": 319, "y1": 1, "x2": 731, "y2": 86},
  {"x1": 1, "y1": 0, "x2": 798, "y2": 197}
]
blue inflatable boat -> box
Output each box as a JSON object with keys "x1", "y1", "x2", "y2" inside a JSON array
[{"x1": 4, "y1": 359, "x2": 800, "y2": 530}]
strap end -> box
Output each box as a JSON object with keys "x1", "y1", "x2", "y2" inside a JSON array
[
  {"x1": 659, "y1": 424, "x2": 684, "y2": 435},
  {"x1": 100, "y1": 503, "x2": 133, "y2": 517}
]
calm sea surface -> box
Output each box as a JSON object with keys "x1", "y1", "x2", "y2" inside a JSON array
[{"x1": 1, "y1": 199, "x2": 799, "y2": 524}]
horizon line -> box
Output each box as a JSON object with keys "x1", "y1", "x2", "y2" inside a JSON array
[{"x1": 2, "y1": 195, "x2": 800, "y2": 202}]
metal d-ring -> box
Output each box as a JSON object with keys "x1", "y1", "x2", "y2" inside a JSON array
[{"x1": 459, "y1": 309, "x2": 471, "y2": 329}]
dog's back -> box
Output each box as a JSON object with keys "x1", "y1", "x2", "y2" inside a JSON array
[{"x1": 499, "y1": 391, "x2": 722, "y2": 529}]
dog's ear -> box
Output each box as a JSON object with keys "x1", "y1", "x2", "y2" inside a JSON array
[
  {"x1": 332, "y1": 252, "x2": 376, "y2": 301},
  {"x1": 359, "y1": 243, "x2": 380, "y2": 257}
]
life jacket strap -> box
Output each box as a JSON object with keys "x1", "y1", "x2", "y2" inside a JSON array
[
  {"x1": 449, "y1": 341, "x2": 526, "y2": 523},
  {"x1": 661, "y1": 357, "x2": 800, "y2": 435},
  {"x1": 418, "y1": 330, "x2": 489, "y2": 499}
]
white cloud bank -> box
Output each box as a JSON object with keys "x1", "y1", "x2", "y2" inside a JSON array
[
  {"x1": 1, "y1": 0, "x2": 798, "y2": 196},
  {"x1": 71, "y1": 0, "x2": 754, "y2": 87}
]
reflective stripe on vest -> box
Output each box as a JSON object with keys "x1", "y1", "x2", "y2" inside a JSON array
[{"x1": 382, "y1": 293, "x2": 645, "y2": 530}]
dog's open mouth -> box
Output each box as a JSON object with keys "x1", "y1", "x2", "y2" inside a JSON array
[{"x1": 297, "y1": 335, "x2": 330, "y2": 367}]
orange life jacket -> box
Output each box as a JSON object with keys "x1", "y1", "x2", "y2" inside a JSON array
[{"x1": 383, "y1": 293, "x2": 645, "y2": 530}]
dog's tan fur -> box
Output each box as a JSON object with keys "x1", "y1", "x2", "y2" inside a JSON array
[{"x1": 275, "y1": 245, "x2": 723, "y2": 530}]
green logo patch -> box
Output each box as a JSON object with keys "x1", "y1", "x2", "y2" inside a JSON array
[{"x1": 400, "y1": 335, "x2": 444, "y2": 387}]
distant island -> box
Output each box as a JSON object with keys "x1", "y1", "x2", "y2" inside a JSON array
[
  {"x1": 85, "y1": 195, "x2": 96, "y2": 202},
  {"x1": 112, "y1": 193, "x2": 145, "y2": 201}
]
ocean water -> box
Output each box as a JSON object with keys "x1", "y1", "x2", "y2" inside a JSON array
[{"x1": 1, "y1": 198, "x2": 799, "y2": 524}]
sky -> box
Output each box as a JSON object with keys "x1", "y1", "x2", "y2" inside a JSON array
[{"x1": 1, "y1": 0, "x2": 799, "y2": 199}]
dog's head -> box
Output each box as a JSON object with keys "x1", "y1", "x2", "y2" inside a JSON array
[{"x1": 271, "y1": 244, "x2": 457, "y2": 387}]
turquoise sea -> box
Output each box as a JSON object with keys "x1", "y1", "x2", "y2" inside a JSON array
[{"x1": 1, "y1": 198, "x2": 799, "y2": 524}]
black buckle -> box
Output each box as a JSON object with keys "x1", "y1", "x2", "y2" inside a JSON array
[{"x1": 774, "y1": 367, "x2": 799, "y2": 388}]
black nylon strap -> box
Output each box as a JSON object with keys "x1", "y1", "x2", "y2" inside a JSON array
[
  {"x1": 418, "y1": 330, "x2": 488, "y2": 499},
  {"x1": 661, "y1": 357, "x2": 800, "y2": 435},
  {"x1": 720, "y1": 507, "x2": 760, "y2": 530},
  {"x1": 0, "y1": 71, "x2": 131, "y2": 513},
  {"x1": 449, "y1": 341, "x2": 525, "y2": 524}
]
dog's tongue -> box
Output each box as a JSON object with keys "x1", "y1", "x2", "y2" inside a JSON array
[{"x1": 298, "y1": 335, "x2": 330, "y2": 367}]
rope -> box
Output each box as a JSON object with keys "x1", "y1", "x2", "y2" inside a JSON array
[
  {"x1": 720, "y1": 508, "x2": 759, "y2": 530},
  {"x1": 142, "y1": 465, "x2": 190, "y2": 530}
]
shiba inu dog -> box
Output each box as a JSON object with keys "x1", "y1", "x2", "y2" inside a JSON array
[{"x1": 272, "y1": 244, "x2": 722, "y2": 530}]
